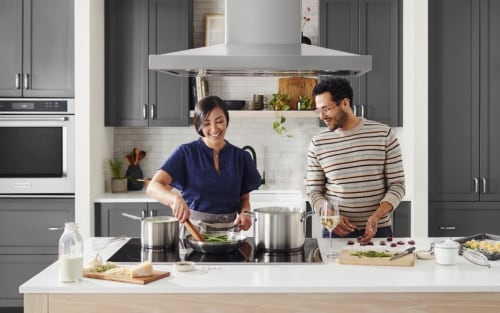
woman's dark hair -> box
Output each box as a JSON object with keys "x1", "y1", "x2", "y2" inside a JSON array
[
  {"x1": 193, "y1": 96, "x2": 230, "y2": 137},
  {"x1": 312, "y1": 78, "x2": 353, "y2": 109}
]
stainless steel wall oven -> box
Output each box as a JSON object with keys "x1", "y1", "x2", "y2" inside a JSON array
[{"x1": 0, "y1": 99, "x2": 75, "y2": 195}]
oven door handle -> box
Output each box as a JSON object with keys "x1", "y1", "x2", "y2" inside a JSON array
[{"x1": 0, "y1": 116, "x2": 69, "y2": 122}]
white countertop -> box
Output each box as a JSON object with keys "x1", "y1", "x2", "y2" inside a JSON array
[
  {"x1": 94, "y1": 189, "x2": 307, "y2": 204},
  {"x1": 19, "y1": 237, "x2": 500, "y2": 294}
]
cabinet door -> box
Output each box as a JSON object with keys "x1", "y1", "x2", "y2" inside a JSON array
[
  {"x1": 24, "y1": 0, "x2": 74, "y2": 97},
  {"x1": 479, "y1": 0, "x2": 500, "y2": 201},
  {"x1": 319, "y1": 0, "x2": 401, "y2": 127},
  {"x1": 105, "y1": 0, "x2": 191, "y2": 127},
  {"x1": 358, "y1": 0, "x2": 401, "y2": 126},
  {"x1": 428, "y1": 0, "x2": 480, "y2": 202},
  {"x1": 105, "y1": 0, "x2": 149, "y2": 126},
  {"x1": 0, "y1": 0, "x2": 23, "y2": 97},
  {"x1": 148, "y1": 0, "x2": 190, "y2": 127},
  {"x1": 148, "y1": 202, "x2": 173, "y2": 217},
  {"x1": 319, "y1": 0, "x2": 359, "y2": 101},
  {"x1": 96, "y1": 203, "x2": 147, "y2": 237}
]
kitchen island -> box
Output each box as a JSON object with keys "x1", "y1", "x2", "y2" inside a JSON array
[{"x1": 20, "y1": 237, "x2": 500, "y2": 313}]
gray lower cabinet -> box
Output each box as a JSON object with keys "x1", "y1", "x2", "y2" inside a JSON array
[
  {"x1": 319, "y1": 0, "x2": 402, "y2": 126},
  {"x1": 0, "y1": 0, "x2": 74, "y2": 98},
  {"x1": 105, "y1": 0, "x2": 192, "y2": 127},
  {"x1": 429, "y1": 202, "x2": 500, "y2": 237},
  {"x1": 0, "y1": 198, "x2": 74, "y2": 307},
  {"x1": 428, "y1": 0, "x2": 500, "y2": 236},
  {"x1": 95, "y1": 202, "x2": 173, "y2": 237}
]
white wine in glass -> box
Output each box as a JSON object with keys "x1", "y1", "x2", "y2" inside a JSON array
[{"x1": 320, "y1": 199, "x2": 340, "y2": 258}]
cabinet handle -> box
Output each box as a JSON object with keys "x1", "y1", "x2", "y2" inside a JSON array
[
  {"x1": 150, "y1": 104, "x2": 156, "y2": 120},
  {"x1": 24, "y1": 73, "x2": 30, "y2": 89},
  {"x1": 15, "y1": 73, "x2": 21, "y2": 89},
  {"x1": 361, "y1": 104, "x2": 366, "y2": 117},
  {"x1": 439, "y1": 226, "x2": 456, "y2": 230},
  {"x1": 481, "y1": 177, "x2": 487, "y2": 194},
  {"x1": 473, "y1": 177, "x2": 479, "y2": 194},
  {"x1": 141, "y1": 209, "x2": 147, "y2": 218},
  {"x1": 48, "y1": 227, "x2": 64, "y2": 231},
  {"x1": 142, "y1": 104, "x2": 148, "y2": 119},
  {"x1": 353, "y1": 105, "x2": 358, "y2": 116}
]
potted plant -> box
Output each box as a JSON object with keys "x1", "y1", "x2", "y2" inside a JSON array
[
  {"x1": 269, "y1": 93, "x2": 291, "y2": 111},
  {"x1": 269, "y1": 93, "x2": 293, "y2": 137},
  {"x1": 107, "y1": 159, "x2": 127, "y2": 193},
  {"x1": 297, "y1": 95, "x2": 313, "y2": 110}
]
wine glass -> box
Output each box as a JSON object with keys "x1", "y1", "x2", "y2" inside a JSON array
[{"x1": 320, "y1": 199, "x2": 340, "y2": 258}]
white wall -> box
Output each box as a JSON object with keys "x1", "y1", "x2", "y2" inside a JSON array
[
  {"x1": 75, "y1": 0, "x2": 113, "y2": 238},
  {"x1": 76, "y1": 0, "x2": 429, "y2": 237}
]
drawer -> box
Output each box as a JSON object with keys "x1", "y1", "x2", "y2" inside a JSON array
[
  {"x1": 0, "y1": 254, "x2": 56, "y2": 307},
  {"x1": 0, "y1": 198, "x2": 74, "y2": 248},
  {"x1": 429, "y1": 202, "x2": 500, "y2": 237}
]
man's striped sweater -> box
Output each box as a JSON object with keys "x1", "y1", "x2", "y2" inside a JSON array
[{"x1": 306, "y1": 118, "x2": 406, "y2": 229}]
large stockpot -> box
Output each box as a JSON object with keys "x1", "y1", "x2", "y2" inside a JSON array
[
  {"x1": 122, "y1": 213, "x2": 179, "y2": 250},
  {"x1": 246, "y1": 207, "x2": 314, "y2": 251}
]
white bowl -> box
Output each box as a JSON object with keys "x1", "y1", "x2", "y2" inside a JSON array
[{"x1": 174, "y1": 261, "x2": 195, "y2": 272}]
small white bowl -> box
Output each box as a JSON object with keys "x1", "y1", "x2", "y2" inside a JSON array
[{"x1": 174, "y1": 261, "x2": 195, "y2": 272}]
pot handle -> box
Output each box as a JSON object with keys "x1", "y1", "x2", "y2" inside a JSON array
[
  {"x1": 300, "y1": 211, "x2": 315, "y2": 223},
  {"x1": 121, "y1": 212, "x2": 143, "y2": 221},
  {"x1": 243, "y1": 211, "x2": 256, "y2": 221}
]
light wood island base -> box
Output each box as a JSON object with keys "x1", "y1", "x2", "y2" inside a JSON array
[{"x1": 25, "y1": 292, "x2": 500, "y2": 313}]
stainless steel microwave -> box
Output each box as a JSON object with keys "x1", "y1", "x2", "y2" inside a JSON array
[{"x1": 0, "y1": 99, "x2": 75, "y2": 195}]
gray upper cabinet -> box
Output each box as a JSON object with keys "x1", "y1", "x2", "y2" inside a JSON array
[
  {"x1": 428, "y1": 0, "x2": 500, "y2": 236},
  {"x1": 319, "y1": 0, "x2": 402, "y2": 126},
  {"x1": 105, "y1": 0, "x2": 192, "y2": 127},
  {"x1": 429, "y1": 0, "x2": 500, "y2": 202},
  {"x1": 0, "y1": 0, "x2": 74, "y2": 98}
]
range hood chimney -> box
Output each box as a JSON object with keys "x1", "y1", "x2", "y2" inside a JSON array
[{"x1": 149, "y1": 0, "x2": 372, "y2": 77}]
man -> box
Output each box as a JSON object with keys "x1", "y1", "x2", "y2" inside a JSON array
[{"x1": 306, "y1": 78, "x2": 405, "y2": 243}]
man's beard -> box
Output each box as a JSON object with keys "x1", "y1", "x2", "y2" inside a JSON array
[{"x1": 329, "y1": 110, "x2": 348, "y2": 131}]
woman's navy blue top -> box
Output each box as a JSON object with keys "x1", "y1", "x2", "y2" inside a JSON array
[{"x1": 160, "y1": 138, "x2": 262, "y2": 214}]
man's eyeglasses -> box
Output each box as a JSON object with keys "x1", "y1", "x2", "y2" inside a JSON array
[{"x1": 314, "y1": 103, "x2": 336, "y2": 115}]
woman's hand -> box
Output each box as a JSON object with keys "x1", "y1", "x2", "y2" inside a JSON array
[
  {"x1": 171, "y1": 194, "x2": 190, "y2": 223},
  {"x1": 235, "y1": 211, "x2": 252, "y2": 231}
]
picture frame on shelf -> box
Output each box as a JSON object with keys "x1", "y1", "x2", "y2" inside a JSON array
[{"x1": 205, "y1": 15, "x2": 225, "y2": 46}]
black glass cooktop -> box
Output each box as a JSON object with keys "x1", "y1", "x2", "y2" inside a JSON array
[{"x1": 108, "y1": 238, "x2": 323, "y2": 264}]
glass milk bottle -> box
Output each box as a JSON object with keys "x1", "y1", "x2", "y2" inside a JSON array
[{"x1": 58, "y1": 222, "x2": 83, "y2": 283}]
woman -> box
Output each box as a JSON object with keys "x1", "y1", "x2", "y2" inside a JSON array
[{"x1": 146, "y1": 96, "x2": 262, "y2": 236}]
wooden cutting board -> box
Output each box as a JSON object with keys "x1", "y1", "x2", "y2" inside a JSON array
[
  {"x1": 83, "y1": 271, "x2": 170, "y2": 285},
  {"x1": 337, "y1": 249, "x2": 415, "y2": 267},
  {"x1": 278, "y1": 77, "x2": 317, "y2": 110}
]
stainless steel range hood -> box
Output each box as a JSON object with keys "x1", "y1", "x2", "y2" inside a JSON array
[{"x1": 149, "y1": 0, "x2": 372, "y2": 77}]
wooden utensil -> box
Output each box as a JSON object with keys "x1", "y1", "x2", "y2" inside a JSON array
[{"x1": 184, "y1": 219, "x2": 205, "y2": 242}]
